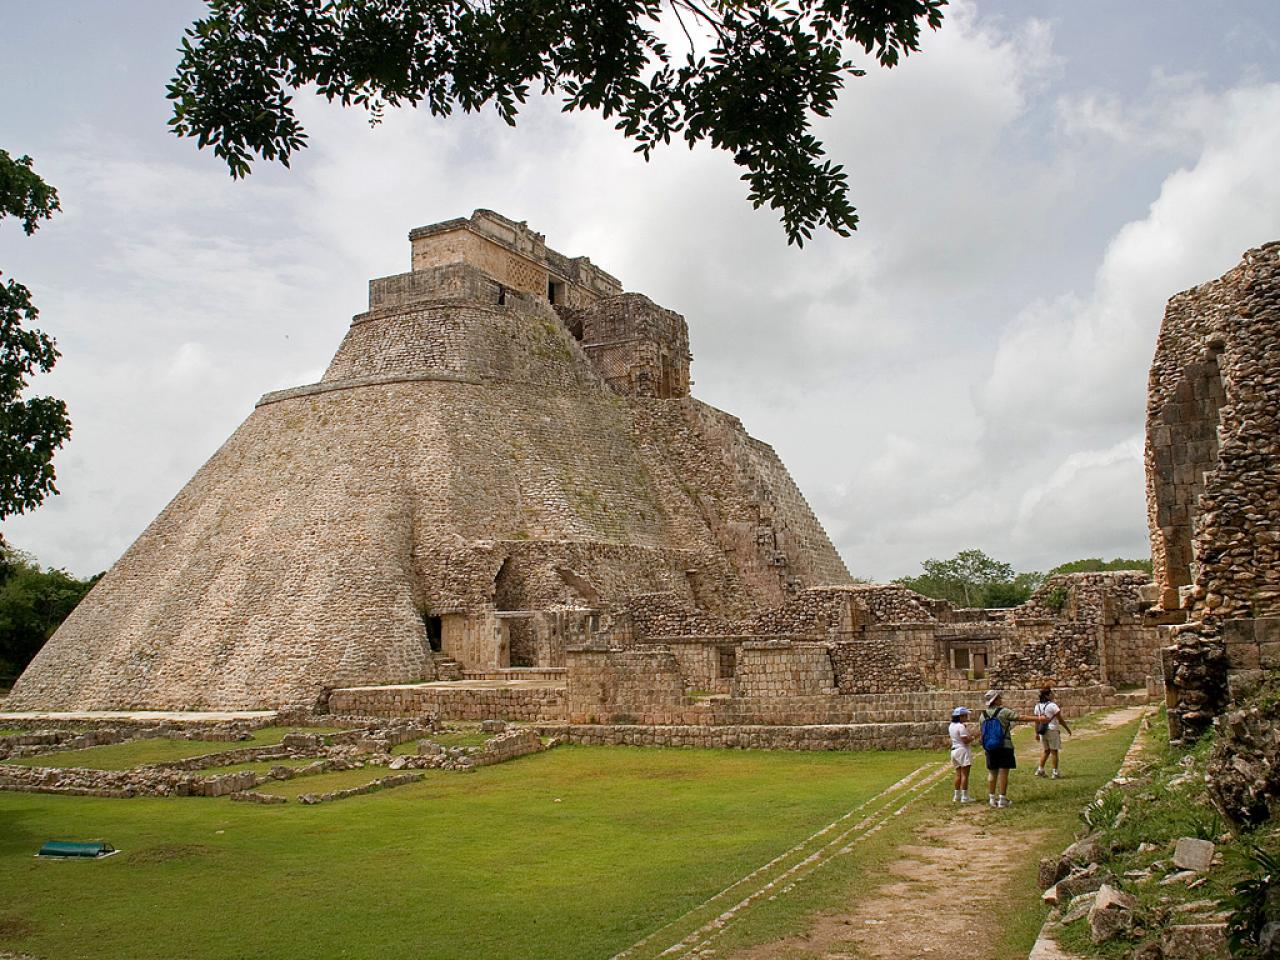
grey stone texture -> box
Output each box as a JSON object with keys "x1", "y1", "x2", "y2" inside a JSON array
[
  {"x1": 1146, "y1": 241, "x2": 1280, "y2": 623},
  {"x1": 1146, "y1": 241, "x2": 1280, "y2": 738},
  {"x1": 1172, "y1": 837, "x2": 1216, "y2": 872}
]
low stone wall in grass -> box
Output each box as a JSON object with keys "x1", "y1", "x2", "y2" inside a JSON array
[
  {"x1": 561, "y1": 685, "x2": 1136, "y2": 727},
  {"x1": 297, "y1": 773, "x2": 425, "y2": 805},
  {"x1": 472, "y1": 728, "x2": 546, "y2": 766},
  {"x1": 0, "y1": 721, "x2": 260, "y2": 761},
  {"x1": 0, "y1": 764, "x2": 266, "y2": 799}
]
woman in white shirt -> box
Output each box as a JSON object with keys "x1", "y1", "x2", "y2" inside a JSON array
[
  {"x1": 1034, "y1": 687, "x2": 1073, "y2": 779},
  {"x1": 949, "y1": 706, "x2": 975, "y2": 802}
]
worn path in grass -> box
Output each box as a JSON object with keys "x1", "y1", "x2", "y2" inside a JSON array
[{"x1": 689, "y1": 705, "x2": 1148, "y2": 960}]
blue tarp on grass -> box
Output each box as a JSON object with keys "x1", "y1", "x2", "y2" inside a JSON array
[{"x1": 36, "y1": 840, "x2": 116, "y2": 859}]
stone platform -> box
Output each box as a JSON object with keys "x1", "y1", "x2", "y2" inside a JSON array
[
  {"x1": 329, "y1": 679, "x2": 567, "y2": 722},
  {"x1": 0, "y1": 710, "x2": 278, "y2": 725}
]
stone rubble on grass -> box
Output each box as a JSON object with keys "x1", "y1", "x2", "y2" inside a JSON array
[
  {"x1": 0, "y1": 719, "x2": 547, "y2": 800},
  {"x1": 1160, "y1": 922, "x2": 1229, "y2": 960},
  {"x1": 1055, "y1": 863, "x2": 1106, "y2": 901},
  {"x1": 1059, "y1": 891, "x2": 1098, "y2": 926},
  {"x1": 1088, "y1": 883, "x2": 1137, "y2": 944},
  {"x1": 1158, "y1": 869, "x2": 1198, "y2": 886},
  {"x1": 1172, "y1": 837, "x2": 1216, "y2": 872}
]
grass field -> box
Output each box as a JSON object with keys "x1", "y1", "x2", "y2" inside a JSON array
[
  {"x1": 0, "y1": 746, "x2": 928, "y2": 959},
  {"x1": 0, "y1": 714, "x2": 1142, "y2": 960}
]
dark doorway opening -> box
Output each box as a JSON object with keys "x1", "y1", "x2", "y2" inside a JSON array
[{"x1": 424, "y1": 615, "x2": 442, "y2": 653}]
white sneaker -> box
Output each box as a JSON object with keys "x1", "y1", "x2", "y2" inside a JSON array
[
  {"x1": 1052, "y1": 770, "x2": 1061, "y2": 780},
  {"x1": 988, "y1": 795, "x2": 998, "y2": 807},
  {"x1": 960, "y1": 793, "x2": 975, "y2": 803},
  {"x1": 1034, "y1": 767, "x2": 1046, "y2": 777},
  {"x1": 998, "y1": 797, "x2": 1012, "y2": 808}
]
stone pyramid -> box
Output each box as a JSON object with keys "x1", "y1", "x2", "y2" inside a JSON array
[{"x1": 10, "y1": 211, "x2": 851, "y2": 710}]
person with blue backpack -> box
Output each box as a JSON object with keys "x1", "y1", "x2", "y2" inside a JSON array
[{"x1": 980, "y1": 689, "x2": 1023, "y2": 808}]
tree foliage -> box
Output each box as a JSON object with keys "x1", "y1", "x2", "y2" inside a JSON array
[
  {"x1": 896, "y1": 550, "x2": 1157, "y2": 610},
  {"x1": 0, "y1": 546, "x2": 100, "y2": 680},
  {"x1": 894, "y1": 548, "x2": 1042, "y2": 609},
  {"x1": 1049, "y1": 556, "x2": 1153, "y2": 576},
  {"x1": 167, "y1": 0, "x2": 946, "y2": 245},
  {"x1": 0, "y1": 150, "x2": 72, "y2": 525}
]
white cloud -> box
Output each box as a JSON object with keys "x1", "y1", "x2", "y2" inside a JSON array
[{"x1": 2, "y1": 1, "x2": 1279, "y2": 588}]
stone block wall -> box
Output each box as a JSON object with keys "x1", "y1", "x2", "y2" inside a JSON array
[
  {"x1": 579, "y1": 293, "x2": 691, "y2": 399},
  {"x1": 564, "y1": 647, "x2": 689, "y2": 723},
  {"x1": 1146, "y1": 241, "x2": 1280, "y2": 626},
  {"x1": 327, "y1": 683, "x2": 567, "y2": 722},
  {"x1": 829, "y1": 638, "x2": 929, "y2": 694},
  {"x1": 733, "y1": 642, "x2": 837, "y2": 698}
]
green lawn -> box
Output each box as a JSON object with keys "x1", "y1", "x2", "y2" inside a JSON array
[
  {"x1": 0, "y1": 746, "x2": 929, "y2": 960},
  {"x1": 7, "y1": 727, "x2": 345, "y2": 770}
]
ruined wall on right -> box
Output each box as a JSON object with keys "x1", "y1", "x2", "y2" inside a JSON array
[{"x1": 1146, "y1": 241, "x2": 1280, "y2": 631}]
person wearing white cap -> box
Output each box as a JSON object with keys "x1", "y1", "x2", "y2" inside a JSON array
[
  {"x1": 979, "y1": 689, "x2": 1025, "y2": 808},
  {"x1": 948, "y1": 706, "x2": 975, "y2": 802}
]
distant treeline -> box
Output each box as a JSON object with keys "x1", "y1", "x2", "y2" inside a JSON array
[
  {"x1": 0, "y1": 546, "x2": 101, "y2": 684},
  {"x1": 892, "y1": 549, "x2": 1153, "y2": 609}
]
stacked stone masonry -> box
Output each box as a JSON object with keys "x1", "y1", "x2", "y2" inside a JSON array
[{"x1": 1142, "y1": 243, "x2": 1280, "y2": 739}]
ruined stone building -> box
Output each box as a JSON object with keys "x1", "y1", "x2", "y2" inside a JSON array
[
  {"x1": 1146, "y1": 241, "x2": 1280, "y2": 738},
  {"x1": 9, "y1": 211, "x2": 851, "y2": 711}
]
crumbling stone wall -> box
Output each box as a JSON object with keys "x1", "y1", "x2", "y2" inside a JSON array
[
  {"x1": 578, "y1": 293, "x2": 691, "y2": 399},
  {"x1": 1146, "y1": 241, "x2": 1280, "y2": 625},
  {"x1": 1142, "y1": 242, "x2": 1280, "y2": 737}
]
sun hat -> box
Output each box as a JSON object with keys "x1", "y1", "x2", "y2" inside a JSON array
[
  {"x1": 984, "y1": 689, "x2": 1002, "y2": 707},
  {"x1": 951, "y1": 706, "x2": 970, "y2": 719}
]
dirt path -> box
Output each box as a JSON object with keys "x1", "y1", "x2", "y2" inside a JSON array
[{"x1": 726, "y1": 705, "x2": 1150, "y2": 960}]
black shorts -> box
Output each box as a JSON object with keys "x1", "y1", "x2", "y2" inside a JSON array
[{"x1": 985, "y1": 747, "x2": 1016, "y2": 771}]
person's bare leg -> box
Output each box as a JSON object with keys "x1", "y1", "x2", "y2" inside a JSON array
[
  {"x1": 988, "y1": 768, "x2": 998, "y2": 803},
  {"x1": 998, "y1": 768, "x2": 1010, "y2": 803},
  {"x1": 1050, "y1": 749, "x2": 1060, "y2": 773}
]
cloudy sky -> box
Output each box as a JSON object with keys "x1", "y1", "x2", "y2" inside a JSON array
[{"x1": 2, "y1": 1, "x2": 1279, "y2": 582}]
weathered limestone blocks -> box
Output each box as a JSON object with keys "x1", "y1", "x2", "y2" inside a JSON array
[
  {"x1": 828, "y1": 639, "x2": 927, "y2": 694},
  {"x1": 541, "y1": 721, "x2": 959, "y2": 751},
  {"x1": 471, "y1": 728, "x2": 546, "y2": 767},
  {"x1": 1161, "y1": 634, "x2": 1230, "y2": 741},
  {"x1": 328, "y1": 683, "x2": 567, "y2": 722},
  {"x1": 733, "y1": 641, "x2": 837, "y2": 698}
]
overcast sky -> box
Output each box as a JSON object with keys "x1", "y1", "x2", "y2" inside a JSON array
[{"x1": 2, "y1": 1, "x2": 1279, "y2": 582}]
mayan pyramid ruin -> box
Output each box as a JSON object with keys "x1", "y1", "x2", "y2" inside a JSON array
[{"x1": 8, "y1": 210, "x2": 853, "y2": 711}]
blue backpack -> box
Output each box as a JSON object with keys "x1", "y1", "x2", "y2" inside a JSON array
[{"x1": 980, "y1": 709, "x2": 1007, "y2": 751}]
